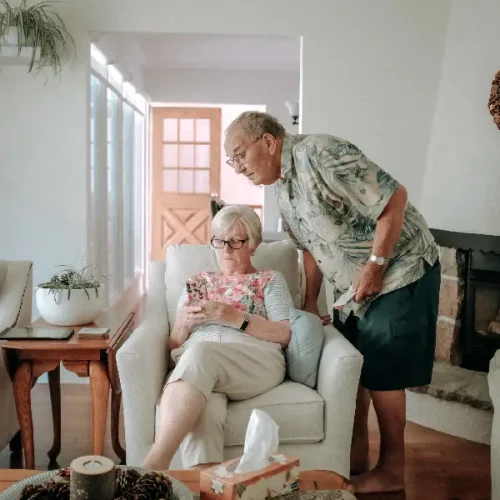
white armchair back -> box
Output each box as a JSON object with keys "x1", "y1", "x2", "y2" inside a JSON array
[{"x1": 164, "y1": 240, "x2": 303, "y2": 329}]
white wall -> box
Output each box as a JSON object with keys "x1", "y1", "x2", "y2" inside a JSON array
[
  {"x1": 0, "y1": 0, "x2": 451, "y2": 380},
  {"x1": 419, "y1": 0, "x2": 500, "y2": 235},
  {"x1": 146, "y1": 68, "x2": 300, "y2": 230}
]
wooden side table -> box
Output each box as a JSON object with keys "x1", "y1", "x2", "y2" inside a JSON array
[{"x1": 2, "y1": 304, "x2": 137, "y2": 469}]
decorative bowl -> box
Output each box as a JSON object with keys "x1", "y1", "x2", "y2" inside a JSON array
[{"x1": 0, "y1": 466, "x2": 193, "y2": 500}]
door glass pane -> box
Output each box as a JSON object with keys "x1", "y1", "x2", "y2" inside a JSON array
[
  {"x1": 163, "y1": 169, "x2": 178, "y2": 192},
  {"x1": 180, "y1": 119, "x2": 194, "y2": 141},
  {"x1": 195, "y1": 119, "x2": 210, "y2": 142},
  {"x1": 163, "y1": 118, "x2": 178, "y2": 142},
  {"x1": 122, "y1": 103, "x2": 134, "y2": 283},
  {"x1": 179, "y1": 170, "x2": 194, "y2": 193},
  {"x1": 163, "y1": 144, "x2": 178, "y2": 168},
  {"x1": 195, "y1": 145, "x2": 210, "y2": 168},
  {"x1": 194, "y1": 170, "x2": 210, "y2": 193},
  {"x1": 179, "y1": 144, "x2": 194, "y2": 167}
]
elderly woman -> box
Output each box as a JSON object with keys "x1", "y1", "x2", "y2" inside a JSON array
[{"x1": 143, "y1": 205, "x2": 294, "y2": 471}]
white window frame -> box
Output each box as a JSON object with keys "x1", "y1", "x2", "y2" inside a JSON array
[{"x1": 88, "y1": 44, "x2": 148, "y2": 307}]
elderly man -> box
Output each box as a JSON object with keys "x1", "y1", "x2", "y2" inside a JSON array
[{"x1": 224, "y1": 112, "x2": 440, "y2": 494}]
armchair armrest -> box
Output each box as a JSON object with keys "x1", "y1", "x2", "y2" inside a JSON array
[
  {"x1": 0, "y1": 261, "x2": 32, "y2": 330},
  {"x1": 117, "y1": 261, "x2": 169, "y2": 466},
  {"x1": 316, "y1": 324, "x2": 363, "y2": 478},
  {"x1": 488, "y1": 350, "x2": 500, "y2": 500}
]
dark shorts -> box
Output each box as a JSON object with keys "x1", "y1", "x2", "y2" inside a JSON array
[{"x1": 334, "y1": 261, "x2": 441, "y2": 391}]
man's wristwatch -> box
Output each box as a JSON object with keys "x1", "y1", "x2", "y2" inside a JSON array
[
  {"x1": 239, "y1": 312, "x2": 250, "y2": 331},
  {"x1": 369, "y1": 254, "x2": 387, "y2": 266}
]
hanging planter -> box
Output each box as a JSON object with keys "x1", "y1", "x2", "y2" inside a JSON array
[{"x1": 0, "y1": 0, "x2": 75, "y2": 75}]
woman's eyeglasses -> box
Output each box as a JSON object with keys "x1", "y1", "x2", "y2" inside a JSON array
[{"x1": 211, "y1": 238, "x2": 248, "y2": 250}]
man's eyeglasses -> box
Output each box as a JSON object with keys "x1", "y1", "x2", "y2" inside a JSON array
[
  {"x1": 226, "y1": 136, "x2": 262, "y2": 168},
  {"x1": 211, "y1": 237, "x2": 248, "y2": 250}
]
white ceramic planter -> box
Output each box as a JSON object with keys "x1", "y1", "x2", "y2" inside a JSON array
[
  {"x1": 35, "y1": 285, "x2": 106, "y2": 326},
  {"x1": 1, "y1": 26, "x2": 20, "y2": 46}
]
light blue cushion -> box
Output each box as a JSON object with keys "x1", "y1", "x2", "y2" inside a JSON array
[{"x1": 286, "y1": 307, "x2": 325, "y2": 388}]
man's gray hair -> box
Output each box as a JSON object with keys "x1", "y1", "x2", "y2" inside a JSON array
[
  {"x1": 212, "y1": 205, "x2": 262, "y2": 250},
  {"x1": 227, "y1": 111, "x2": 286, "y2": 142}
]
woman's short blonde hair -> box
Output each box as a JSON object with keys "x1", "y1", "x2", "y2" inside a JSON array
[{"x1": 211, "y1": 205, "x2": 262, "y2": 250}]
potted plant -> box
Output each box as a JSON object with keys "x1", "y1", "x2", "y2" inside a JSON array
[
  {"x1": 0, "y1": 0, "x2": 75, "y2": 75},
  {"x1": 36, "y1": 264, "x2": 108, "y2": 326}
]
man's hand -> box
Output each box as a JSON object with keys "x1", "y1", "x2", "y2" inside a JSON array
[
  {"x1": 303, "y1": 302, "x2": 332, "y2": 325},
  {"x1": 353, "y1": 262, "x2": 384, "y2": 303}
]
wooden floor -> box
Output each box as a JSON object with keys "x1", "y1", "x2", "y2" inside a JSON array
[{"x1": 0, "y1": 384, "x2": 491, "y2": 500}]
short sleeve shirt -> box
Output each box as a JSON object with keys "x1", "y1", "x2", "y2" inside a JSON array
[{"x1": 274, "y1": 133, "x2": 439, "y2": 319}]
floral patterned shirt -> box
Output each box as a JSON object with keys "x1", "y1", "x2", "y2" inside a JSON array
[
  {"x1": 175, "y1": 269, "x2": 293, "y2": 349},
  {"x1": 275, "y1": 133, "x2": 439, "y2": 319}
]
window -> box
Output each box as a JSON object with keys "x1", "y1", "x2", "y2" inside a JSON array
[{"x1": 88, "y1": 44, "x2": 147, "y2": 305}]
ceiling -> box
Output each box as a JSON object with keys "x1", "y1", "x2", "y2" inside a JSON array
[{"x1": 96, "y1": 33, "x2": 300, "y2": 72}]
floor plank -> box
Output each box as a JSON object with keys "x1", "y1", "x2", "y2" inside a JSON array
[{"x1": 0, "y1": 384, "x2": 491, "y2": 499}]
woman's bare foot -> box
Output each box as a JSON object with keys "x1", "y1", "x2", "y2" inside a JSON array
[{"x1": 351, "y1": 465, "x2": 405, "y2": 494}]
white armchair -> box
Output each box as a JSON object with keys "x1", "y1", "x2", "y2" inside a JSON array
[
  {"x1": 488, "y1": 350, "x2": 500, "y2": 500},
  {"x1": 0, "y1": 260, "x2": 33, "y2": 452},
  {"x1": 117, "y1": 241, "x2": 363, "y2": 477}
]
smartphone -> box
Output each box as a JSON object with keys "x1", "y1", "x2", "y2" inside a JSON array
[{"x1": 186, "y1": 278, "x2": 209, "y2": 301}]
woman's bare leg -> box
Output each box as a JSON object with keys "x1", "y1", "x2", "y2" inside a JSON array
[{"x1": 143, "y1": 380, "x2": 206, "y2": 470}]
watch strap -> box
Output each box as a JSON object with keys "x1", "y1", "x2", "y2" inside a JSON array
[{"x1": 240, "y1": 312, "x2": 250, "y2": 331}]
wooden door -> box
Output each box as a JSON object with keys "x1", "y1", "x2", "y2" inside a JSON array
[{"x1": 151, "y1": 107, "x2": 221, "y2": 261}]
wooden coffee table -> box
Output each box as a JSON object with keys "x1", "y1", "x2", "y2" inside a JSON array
[
  {"x1": 1, "y1": 302, "x2": 138, "y2": 470},
  {"x1": 0, "y1": 469, "x2": 351, "y2": 494}
]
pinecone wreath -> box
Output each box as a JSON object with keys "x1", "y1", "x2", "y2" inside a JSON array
[
  {"x1": 132, "y1": 471, "x2": 174, "y2": 500},
  {"x1": 18, "y1": 484, "x2": 51, "y2": 500},
  {"x1": 45, "y1": 480, "x2": 70, "y2": 499},
  {"x1": 488, "y1": 70, "x2": 500, "y2": 130},
  {"x1": 115, "y1": 468, "x2": 141, "y2": 498}
]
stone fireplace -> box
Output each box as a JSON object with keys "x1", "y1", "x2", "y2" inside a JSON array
[{"x1": 432, "y1": 229, "x2": 500, "y2": 373}]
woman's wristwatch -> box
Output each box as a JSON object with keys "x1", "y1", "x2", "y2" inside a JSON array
[{"x1": 239, "y1": 312, "x2": 250, "y2": 331}]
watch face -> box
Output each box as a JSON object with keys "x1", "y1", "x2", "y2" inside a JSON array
[{"x1": 371, "y1": 255, "x2": 386, "y2": 265}]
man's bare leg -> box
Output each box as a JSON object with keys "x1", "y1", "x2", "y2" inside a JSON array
[
  {"x1": 351, "y1": 389, "x2": 405, "y2": 494},
  {"x1": 350, "y1": 385, "x2": 371, "y2": 475}
]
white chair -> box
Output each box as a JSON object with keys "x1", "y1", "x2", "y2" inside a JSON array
[
  {"x1": 117, "y1": 241, "x2": 363, "y2": 477},
  {"x1": 0, "y1": 260, "x2": 33, "y2": 453},
  {"x1": 488, "y1": 349, "x2": 500, "y2": 500}
]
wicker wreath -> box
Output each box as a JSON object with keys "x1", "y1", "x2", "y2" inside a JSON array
[{"x1": 488, "y1": 70, "x2": 500, "y2": 130}]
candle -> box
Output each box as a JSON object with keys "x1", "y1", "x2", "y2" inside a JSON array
[{"x1": 70, "y1": 455, "x2": 115, "y2": 500}]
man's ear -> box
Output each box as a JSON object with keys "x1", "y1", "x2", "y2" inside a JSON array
[{"x1": 262, "y1": 133, "x2": 277, "y2": 155}]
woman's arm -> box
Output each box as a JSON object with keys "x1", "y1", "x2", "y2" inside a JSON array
[
  {"x1": 224, "y1": 271, "x2": 294, "y2": 347},
  {"x1": 168, "y1": 287, "x2": 192, "y2": 350}
]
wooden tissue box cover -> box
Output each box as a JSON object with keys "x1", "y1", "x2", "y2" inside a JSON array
[{"x1": 200, "y1": 455, "x2": 300, "y2": 500}]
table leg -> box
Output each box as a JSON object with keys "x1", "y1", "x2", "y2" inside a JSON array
[
  {"x1": 111, "y1": 390, "x2": 126, "y2": 463},
  {"x1": 13, "y1": 361, "x2": 35, "y2": 469},
  {"x1": 47, "y1": 365, "x2": 61, "y2": 461},
  {"x1": 89, "y1": 360, "x2": 110, "y2": 456}
]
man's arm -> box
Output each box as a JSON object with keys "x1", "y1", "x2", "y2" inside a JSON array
[
  {"x1": 372, "y1": 184, "x2": 407, "y2": 258},
  {"x1": 303, "y1": 249, "x2": 323, "y2": 311},
  {"x1": 354, "y1": 184, "x2": 408, "y2": 302}
]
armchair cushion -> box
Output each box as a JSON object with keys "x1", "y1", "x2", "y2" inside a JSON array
[
  {"x1": 286, "y1": 308, "x2": 325, "y2": 388},
  {"x1": 155, "y1": 380, "x2": 324, "y2": 447},
  {"x1": 165, "y1": 240, "x2": 301, "y2": 328}
]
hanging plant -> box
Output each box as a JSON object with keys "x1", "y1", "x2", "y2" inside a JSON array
[
  {"x1": 0, "y1": 0, "x2": 75, "y2": 75},
  {"x1": 489, "y1": 70, "x2": 500, "y2": 130}
]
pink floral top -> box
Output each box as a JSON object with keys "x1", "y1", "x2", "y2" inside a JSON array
[
  {"x1": 187, "y1": 269, "x2": 275, "y2": 317},
  {"x1": 175, "y1": 269, "x2": 293, "y2": 347}
]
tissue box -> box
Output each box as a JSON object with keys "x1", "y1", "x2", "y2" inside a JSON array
[{"x1": 200, "y1": 455, "x2": 300, "y2": 500}]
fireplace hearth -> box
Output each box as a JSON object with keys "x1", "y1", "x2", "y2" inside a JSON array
[{"x1": 431, "y1": 229, "x2": 500, "y2": 372}]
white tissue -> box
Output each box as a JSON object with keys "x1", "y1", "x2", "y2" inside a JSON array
[{"x1": 234, "y1": 409, "x2": 279, "y2": 474}]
